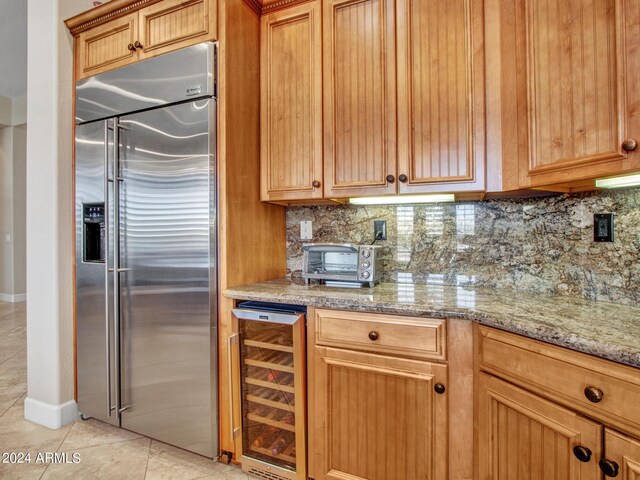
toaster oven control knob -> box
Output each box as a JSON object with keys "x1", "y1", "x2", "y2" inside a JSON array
[
  {"x1": 361, "y1": 271, "x2": 371, "y2": 279},
  {"x1": 362, "y1": 249, "x2": 371, "y2": 258},
  {"x1": 361, "y1": 261, "x2": 371, "y2": 269}
]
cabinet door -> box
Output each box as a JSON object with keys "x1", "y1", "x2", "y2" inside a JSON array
[
  {"x1": 314, "y1": 346, "x2": 447, "y2": 480},
  {"x1": 138, "y1": 0, "x2": 216, "y2": 60},
  {"x1": 396, "y1": 0, "x2": 485, "y2": 193},
  {"x1": 260, "y1": 1, "x2": 323, "y2": 202},
  {"x1": 76, "y1": 13, "x2": 139, "y2": 80},
  {"x1": 486, "y1": 0, "x2": 640, "y2": 189},
  {"x1": 323, "y1": 0, "x2": 397, "y2": 198},
  {"x1": 478, "y1": 373, "x2": 602, "y2": 480},
  {"x1": 604, "y1": 429, "x2": 640, "y2": 480}
]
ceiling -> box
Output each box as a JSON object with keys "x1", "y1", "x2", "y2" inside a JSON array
[{"x1": 0, "y1": 0, "x2": 27, "y2": 98}]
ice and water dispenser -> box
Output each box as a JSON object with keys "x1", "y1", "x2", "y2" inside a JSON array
[{"x1": 82, "y1": 204, "x2": 105, "y2": 263}]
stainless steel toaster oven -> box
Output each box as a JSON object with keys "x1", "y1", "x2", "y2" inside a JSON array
[{"x1": 302, "y1": 243, "x2": 383, "y2": 287}]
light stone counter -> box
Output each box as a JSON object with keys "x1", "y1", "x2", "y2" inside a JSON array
[{"x1": 225, "y1": 278, "x2": 640, "y2": 368}]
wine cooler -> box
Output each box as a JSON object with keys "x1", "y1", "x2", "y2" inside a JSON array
[{"x1": 231, "y1": 302, "x2": 307, "y2": 480}]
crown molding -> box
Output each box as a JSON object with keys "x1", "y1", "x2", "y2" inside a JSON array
[
  {"x1": 242, "y1": 0, "x2": 313, "y2": 16},
  {"x1": 64, "y1": 0, "x2": 164, "y2": 35},
  {"x1": 64, "y1": 0, "x2": 313, "y2": 33}
]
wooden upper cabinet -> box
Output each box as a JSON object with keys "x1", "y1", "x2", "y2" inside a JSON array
[
  {"x1": 313, "y1": 346, "x2": 448, "y2": 480},
  {"x1": 396, "y1": 0, "x2": 485, "y2": 193},
  {"x1": 478, "y1": 372, "x2": 602, "y2": 480},
  {"x1": 138, "y1": 0, "x2": 216, "y2": 59},
  {"x1": 70, "y1": 0, "x2": 217, "y2": 81},
  {"x1": 76, "y1": 12, "x2": 139, "y2": 79},
  {"x1": 604, "y1": 429, "x2": 640, "y2": 480},
  {"x1": 323, "y1": 0, "x2": 397, "y2": 198},
  {"x1": 260, "y1": 1, "x2": 323, "y2": 202},
  {"x1": 486, "y1": 0, "x2": 640, "y2": 190}
]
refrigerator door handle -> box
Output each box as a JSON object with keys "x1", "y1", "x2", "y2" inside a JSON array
[
  {"x1": 104, "y1": 120, "x2": 113, "y2": 417},
  {"x1": 113, "y1": 118, "x2": 122, "y2": 420},
  {"x1": 228, "y1": 333, "x2": 240, "y2": 441}
]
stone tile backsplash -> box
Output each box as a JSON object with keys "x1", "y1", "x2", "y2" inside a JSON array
[{"x1": 286, "y1": 189, "x2": 640, "y2": 306}]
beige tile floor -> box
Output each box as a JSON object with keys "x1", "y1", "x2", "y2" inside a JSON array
[{"x1": 0, "y1": 301, "x2": 252, "y2": 479}]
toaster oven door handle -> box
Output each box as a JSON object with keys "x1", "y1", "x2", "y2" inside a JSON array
[{"x1": 302, "y1": 243, "x2": 358, "y2": 252}]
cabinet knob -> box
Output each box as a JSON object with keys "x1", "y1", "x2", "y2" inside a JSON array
[
  {"x1": 127, "y1": 43, "x2": 136, "y2": 52},
  {"x1": 622, "y1": 139, "x2": 638, "y2": 152},
  {"x1": 368, "y1": 331, "x2": 379, "y2": 341},
  {"x1": 434, "y1": 383, "x2": 446, "y2": 394},
  {"x1": 572, "y1": 445, "x2": 592, "y2": 463},
  {"x1": 312, "y1": 180, "x2": 321, "y2": 188},
  {"x1": 386, "y1": 174, "x2": 395, "y2": 183},
  {"x1": 398, "y1": 174, "x2": 408, "y2": 183},
  {"x1": 599, "y1": 459, "x2": 620, "y2": 477},
  {"x1": 134, "y1": 40, "x2": 143, "y2": 49},
  {"x1": 584, "y1": 386, "x2": 604, "y2": 403}
]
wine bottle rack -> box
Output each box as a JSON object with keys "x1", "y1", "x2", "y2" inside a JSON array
[{"x1": 232, "y1": 307, "x2": 307, "y2": 480}]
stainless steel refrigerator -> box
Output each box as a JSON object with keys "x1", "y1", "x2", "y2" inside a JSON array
[{"x1": 75, "y1": 42, "x2": 218, "y2": 458}]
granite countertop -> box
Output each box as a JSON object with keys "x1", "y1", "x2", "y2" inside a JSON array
[{"x1": 224, "y1": 278, "x2": 640, "y2": 368}]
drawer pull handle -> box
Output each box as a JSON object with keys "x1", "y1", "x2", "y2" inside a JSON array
[
  {"x1": 599, "y1": 459, "x2": 620, "y2": 477},
  {"x1": 312, "y1": 180, "x2": 321, "y2": 188},
  {"x1": 368, "y1": 331, "x2": 379, "y2": 341},
  {"x1": 134, "y1": 40, "x2": 143, "y2": 50},
  {"x1": 572, "y1": 446, "x2": 592, "y2": 463},
  {"x1": 127, "y1": 43, "x2": 136, "y2": 52},
  {"x1": 434, "y1": 383, "x2": 446, "y2": 395},
  {"x1": 584, "y1": 386, "x2": 604, "y2": 403}
]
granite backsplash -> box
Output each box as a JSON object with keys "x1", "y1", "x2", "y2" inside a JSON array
[{"x1": 286, "y1": 189, "x2": 640, "y2": 306}]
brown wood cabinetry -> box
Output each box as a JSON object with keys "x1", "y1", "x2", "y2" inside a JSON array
[
  {"x1": 396, "y1": 0, "x2": 486, "y2": 194},
  {"x1": 311, "y1": 309, "x2": 453, "y2": 480},
  {"x1": 486, "y1": 0, "x2": 640, "y2": 191},
  {"x1": 76, "y1": 12, "x2": 139, "y2": 78},
  {"x1": 314, "y1": 346, "x2": 448, "y2": 480},
  {"x1": 69, "y1": 0, "x2": 217, "y2": 80},
  {"x1": 261, "y1": 0, "x2": 485, "y2": 203},
  {"x1": 260, "y1": 1, "x2": 323, "y2": 202},
  {"x1": 138, "y1": 0, "x2": 216, "y2": 59},
  {"x1": 477, "y1": 325, "x2": 640, "y2": 480},
  {"x1": 478, "y1": 372, "x2": 602, "y2": 479},
  {"x1": 322, "y1": 0, "x2": 398, "y2": 198},
  {"x1": 604, "y1": 429, "x2": 640, "y2": 480}
]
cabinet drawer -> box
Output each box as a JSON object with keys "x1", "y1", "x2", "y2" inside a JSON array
[
  {"x1": 315, "y1": 309, "x2": 446, "y2": 361},
  {"x1": 478, "y1": 325, "x2": 640, "y2": 436}
]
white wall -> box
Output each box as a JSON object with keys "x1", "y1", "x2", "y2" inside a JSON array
[
  {"x1": 25, "y1": 0, "x2": 88, "y2": 429},
  {"x1": 0, "y1": 95, "x2": 27, "y2": 302}
]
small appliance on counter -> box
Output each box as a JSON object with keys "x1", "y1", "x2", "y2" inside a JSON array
[{"x1": 302, "y1": 243, "x2": 383, "y2": 287}]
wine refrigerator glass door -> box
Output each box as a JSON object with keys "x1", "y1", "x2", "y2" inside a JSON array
[{"x1": 235, "y1": 311, "x2": 306, "y2": 480}]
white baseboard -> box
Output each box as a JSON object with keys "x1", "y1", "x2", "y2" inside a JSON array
[
  {"x1": 24, "y1": 397, "x2": 79, "y2": 429},
  {"x1": 0, "y1": 293, "x2": 26, "y2": 303}
]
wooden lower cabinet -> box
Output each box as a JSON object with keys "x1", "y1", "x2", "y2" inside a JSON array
[
  {"x1": 313, "y1": 346, "x2": 447, "y2": 480},
  {"x1": 604, "y1": 429, "x2": 640, "y2": 480},
  {"x1": 477, "y1": 372, "x2": 602, "y2": 480}
]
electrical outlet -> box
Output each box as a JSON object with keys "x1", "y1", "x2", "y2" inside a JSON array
[
  {"x1": 594, "y1": 213, "x2": 614, "y2": 242},
  {"x1": 300, "y1": 221, "x2": 312, "y2": 240},
  {"x1": 4, "y1": 234, "x2": 10, "y2": 243},
  {"x1": 374, "y1": 220, "x2": 387, "y2": 241}
]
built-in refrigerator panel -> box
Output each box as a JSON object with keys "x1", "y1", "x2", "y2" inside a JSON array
[
  {"x1": 75, "y1": 42, "x2": 218, "y2": 458},
  {"x1": 75, "y1": 120, "x2": 118, "y2": 427},
  {"x1": 117, "y1": 99, "x2": 217, "y2": 457}
]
